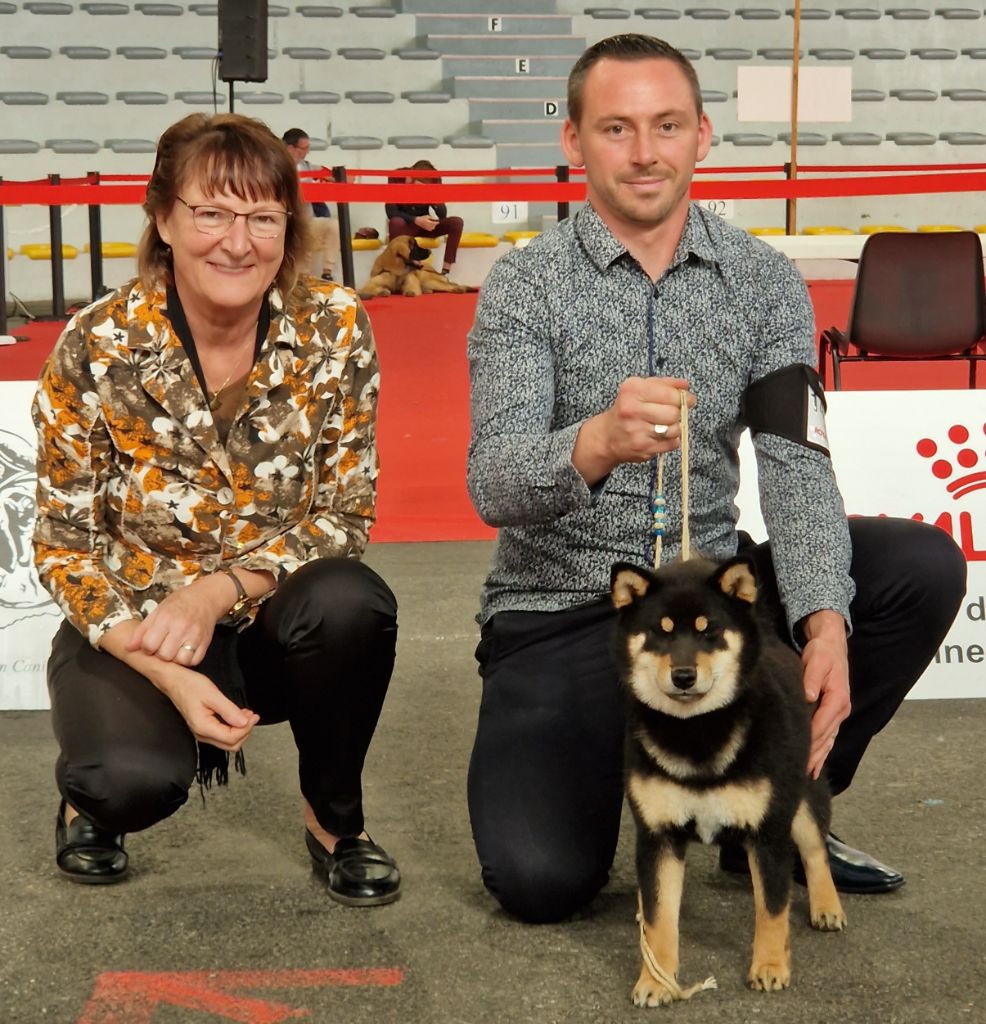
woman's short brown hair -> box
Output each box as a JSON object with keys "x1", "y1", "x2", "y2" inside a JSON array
[
  {"x1": 567, "y1": 34, "x2": 703, "y2": 127},
  {"x1": 138, "y1": 113, "x2": 314, "y2": 301}
]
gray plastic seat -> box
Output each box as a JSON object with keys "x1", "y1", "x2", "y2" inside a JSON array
[
  {"x1": 860, "y1": 48, "x2": 907, "y2": 59},
  {"x1": 778, "y1": 131, "x2": 827, "y2": 145},
  {"x1": 700, "y1": 89, "x2": 729, "y2": 103},
  {"x1": 940, "y1": 131, "x2": 986, "y2": 143},
  {"x1": 239, "y1": 92, "x2": 284, "y2": 104},
  {"x1": 634, "y1": 8, "x2": 681, "y2": 17},
  {"x1": 393, "y1": 48, "x2": 440, "y2": 60},
  {"x1": 833, "y1": 131, "x2": 883, "y2": 144},
  {"x1": 25, "y1": 2, "x2": 73, "y2": 12},
  {"x1": 82, "y1": 3, "x2": 130, "y2": 12},
  {"x1": 337, "y1": 48, "x2": 386, "y2": 60},
  {"x1": 117, "y1": 91, "x2": 168, "y2": 104},
  {"x1": 943, "y1": 88, "x2": 986, "y2": 100},
  {"x1": 584, "y1": 7, "x2": 632, "y2": 17},
  {"x1": 352, "y1": 5, "x2": 396, "y2": 15},
  {"x1": 117, "y1": 47, "x2": 167, "y2": 59},
  {"x1": 911, "y1": 48, "x2": 958, "y2": 58},
  {"x1": 758, "y1": 48, "x2": 804, "y2": 59},
  {"x1": 935, "y1": 7, "x2": 980, "y2": 16},
  {"x1": 136, "y1": 2, "x2": 182, "y2": 12},
  {"x1": 886, "y1": 7, "x2": 931, "y2": 16},
  {"x1": 1, "y1": 46, "x2": 53, "y2": 58},
  {"x1": 890, "y1": 88, "x2": 938, "y2": 100},
  {"x1": 0, "y1": 2, "x2": 15, "y2": 10},
  {"x1": 332, "y1": 136, "x2": 384, "y2": 150},
  {"x1": 706, "y1": 48, "x2": 753, "y2": 59},
  {"x1": 401, "y1": 90, "x2": 453, "y2": 103},
  {"x1": 0, "y1": 140, "x2": 41, "y2": 153},
  {"x1": 723, "y1": 132, "x2": 775, "y2": 145},
  {"x1": 289, "y1": 90, "x2": 341, "y2": 103},
  {"x1": 445, "y1": 135, "x2": 496, "y2": 149},
  {"x1": 47, "y1": 138, "x2": 101, "y2": 153},
  {"x1": 60, "y1": 46, "x2": 111, "y2": 59},
  {"x1": 269, "y1": 4, "x2": 289, "y2": 14},
  {"x1": 685, "y1": 8, "x2": 730, "y2": 18},
  {"x1": 1, "y1": 92, "x2": 48, "y2": 105},
  {"x1": 680, "y1": 49, "x2": 702, "y2": 60},
  {"x1": 789, "y1": 6, "x2": 832, "y2": 16},
  {"x1": 960, "y1": 48, "x2": 986, "y2": 57},
  {"x1": 105, "y1": 138, "x2": 157, "y2": 152},
  {"x1": 886, "y1": 131, "x2": 937, "y2": 144},
  {"x1": 56, "y1": 91, "x2": 110, "y2": 104},
  {"x1": 811, "y1": 48, "x2": 855, "y2": 59},
  {"x1": 283, "y1": 48, "x2": 332, "y2": 60},
  {"x1": 737, "y1": 8, "x2": 782, "y2": 18},
  {"x1": 853, "y1": 89, "x2": 886, "y2": 101},
  {"x1": 173, "y1": 48, "x2": 218, "y2": 59},
  {"x1": 189, "y1": 4, "x2": 218, "y2": 14},
  {"x1": 175, "y1": 91, "x2": 224, "y2": 104},
  {"x1": 836, "y1": 6, "x2": 881, "y2": 16},
  {"x1": 387, "y1": 136, "x2": 440, "y2": 149},
  {"x1": 345, "y1": 91, "x2": 394, "y2": 103},
  {"x1": 297, "y1": 5, "x2": 343, "y2": 14}
]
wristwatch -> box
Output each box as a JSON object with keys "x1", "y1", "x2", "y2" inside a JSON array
[{"x1": 222, "y1": 569, "x2": 253, "y2": 623}]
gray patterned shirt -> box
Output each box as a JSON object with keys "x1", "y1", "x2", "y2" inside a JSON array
[{"x1": 467, "y1": 203, "x2": 854, "y2": 634}]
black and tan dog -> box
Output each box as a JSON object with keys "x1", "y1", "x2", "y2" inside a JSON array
[
  {"x1": 357, "y1": 235, "x2": 477, "y2": 298},
  {"x1": 610, "y1": 556, "x2": 846, "y2": 1007}
]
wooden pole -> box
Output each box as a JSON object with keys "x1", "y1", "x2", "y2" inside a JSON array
[{"x1": 785, "y1": 0, "x2": 801, "y2": 234}]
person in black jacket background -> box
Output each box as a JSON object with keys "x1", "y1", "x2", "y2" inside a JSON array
[{"x1": 385, "y1": 160, "x2": 464, "y2": 276}]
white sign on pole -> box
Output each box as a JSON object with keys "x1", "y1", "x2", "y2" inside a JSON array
[
  {"x1": 737, "y1": 66, "x2": 853, "y2": 123},
  {"x1": 491, "y1": 201, "x2": 529, "y2": 224}
]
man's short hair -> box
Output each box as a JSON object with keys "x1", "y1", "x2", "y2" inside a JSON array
[
  {"x1": 282, "y1": 128, "x2": 309, "y2": 147},
  {"x1": 567, "y1": 34, "x2": 703, "y2": 126}
]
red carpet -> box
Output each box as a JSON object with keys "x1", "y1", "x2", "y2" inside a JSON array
[{"x1": 4, "y1": 283, "x2": 981, "y2": 543}]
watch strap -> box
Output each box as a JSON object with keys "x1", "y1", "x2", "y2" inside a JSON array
[{"x1": 222, "y1": 569, "x2": 252, "y2": 621}]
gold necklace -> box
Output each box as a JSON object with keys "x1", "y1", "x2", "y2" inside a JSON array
[{"x1": 208, "y1": 373, "x2": 233, "y2": 411}]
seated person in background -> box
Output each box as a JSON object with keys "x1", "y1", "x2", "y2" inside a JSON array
[
  {"x1": 385, "y1": 159, "x2": 464, "y2": 276},
  {"x1": 283, "y1": 127, "x2": 340, "y2": 281},
  {"x1": 34, "y1": 112, "x2": 401, "y2": 907}
]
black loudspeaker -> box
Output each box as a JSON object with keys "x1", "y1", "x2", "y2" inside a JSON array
[{"x1": 218, "y1": 0, "x2": 269, "y2": 83}]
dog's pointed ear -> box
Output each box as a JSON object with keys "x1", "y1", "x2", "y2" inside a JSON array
[
  {"x1": 611, "y1": 563, "x2": 654, "y2": 609},
  {"x1": 715, "y1": 557, "x2": 758, "y2": 604}
]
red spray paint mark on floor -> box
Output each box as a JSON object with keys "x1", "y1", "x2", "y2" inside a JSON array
[{"x1": 78, "y1": 967, "x2": 405, "y2": 1024}]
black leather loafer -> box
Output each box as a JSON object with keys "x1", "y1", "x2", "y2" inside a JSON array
[
  {"x1": 55, "y1": 800, "x2": 128, "y2": 884},
  {"x1": 305, "y1": 830, "x2": 401, "y2": 907},
  {"x1": 719, "y1": 833, "x2": 905, "y2": 895}
]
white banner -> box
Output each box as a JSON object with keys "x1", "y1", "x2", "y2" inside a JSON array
[
  {"x1": 0, "y1": 387, "x2": 983, "y2": 708},
  {"x1": 738, "y1": 390, "x2": 986, "y2": 700}
]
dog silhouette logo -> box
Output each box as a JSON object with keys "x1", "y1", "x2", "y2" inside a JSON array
[{"x1": 916, "y1": 424, "x2": 986, "y2": 499}]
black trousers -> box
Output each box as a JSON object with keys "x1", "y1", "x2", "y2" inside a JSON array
[
  {"x1": 48, "y1": 558, "x2": 398, "y2": 838},
  {"x1": 467, "y1": 517, "x2": 966, "y2": 923}
]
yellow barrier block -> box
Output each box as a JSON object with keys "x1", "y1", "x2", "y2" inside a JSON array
[
  {"x1": 413, "y1": 237, "x2": 441, "y2": 248},
  {"x1": 860, "y1": 225, "x2": 909, "y2": 234},
  {"x1": 83, "y1": 242, "x2": 138, "y2": 258},
  {"x1": 20, "y1": 243, "x2": 79, "y2": 260},
  {"x1": 917, "y1": 224, "x2": 964, "y2": 232},
  {"x1": 502, "y1": 230, "x2": 541, "y2": 244},
  {"x1": 351, "y1": 237, "x2": 382, "y2": 251},
  {"x1": 459, "y1": 232, "x2": 500, "y2": 248},
  {"x1": 975, "y1": 225, "x2": 986, "y2": 234},
  {"x1": 748, "y1": 227, "x2": 786, "y2": 236},
  {"x1": 802, "y1": 226, "x2": 854, "y2": 236}
]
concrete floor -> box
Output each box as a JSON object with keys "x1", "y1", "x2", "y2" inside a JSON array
[{"x1": 1, "y1": 540, "x2": 985, "y2": 1024}]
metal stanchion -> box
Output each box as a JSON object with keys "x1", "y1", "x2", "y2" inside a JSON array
[
  {"x1": 87, "y1": 171, "x2": 106, "y2": 302},
  {"x1": 48, "y1": 173, "x2": 67, "y2": 320},
  {"x1": 556, "y1": 165, "x2": 570, "y2": 222},
  {"x1": 333, "y1": 166, "x2": 354, "y2": 289},
  {"x1": 0, "y1": 178, "x2": 7, "y2": 336}
]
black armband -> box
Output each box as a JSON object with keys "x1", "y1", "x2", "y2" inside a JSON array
[{"x1": 740, "y1": 363, "x2": 830, "y2": 456}]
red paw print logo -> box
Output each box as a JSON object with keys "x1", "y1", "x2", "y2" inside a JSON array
[{"x1": 917, "y1": 423, "x2": 986, "y2": 499}]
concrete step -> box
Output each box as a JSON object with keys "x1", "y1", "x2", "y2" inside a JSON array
[
  {"x1": 469, "y1": 97, "x2": 569, "y2": 121},
  {"x1": 495, "y1": 139, "x2": 566, "y2": 168},
  {"x1": 481, "y1": 118, "x2": 563, "y2": 143},
  {"x1": 427, "y1": 34, "x2": 584, "y2": 57},
  {"x1": 443, "y1": 54, "x2": 577, "y2": 78},
  {"x1": 452, "y1": 75, "x2": 568, "y2": 100},
  {"x1": 415, "y1": 13, "x2": 572, "y2": 34},
  {"x1": 399, "y1": 0, "x2": 557, "y2": 12}
]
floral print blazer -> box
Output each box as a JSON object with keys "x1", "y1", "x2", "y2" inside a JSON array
[{"x1": 32, "y1": 277, "x2": 379, "y2": 647}]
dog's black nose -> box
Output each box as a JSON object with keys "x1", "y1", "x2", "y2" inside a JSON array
[{"x1": 671, "y1": 667, "x2": 697, "y2": 690}]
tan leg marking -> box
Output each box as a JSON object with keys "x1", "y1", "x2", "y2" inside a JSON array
[
  {"x1": 792, "y1": 801, "x2": 847, "y2": 931},
  {"x1": 632, "y1": 852, "x2": 684, "y2": 1007},
  {"x1": 747, "y1": 848, "x2": 792, "y2": 992}
]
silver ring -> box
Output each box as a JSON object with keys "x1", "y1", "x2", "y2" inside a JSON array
[
  {"x1": 653, "y1": 423, "x2": 669, "y2": 437},
  {"x1": 180, "y1": 642, "x2": 195, "y2": 652}
]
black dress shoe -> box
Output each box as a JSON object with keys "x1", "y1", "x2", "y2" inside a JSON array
[
  {"x1": 719, "y1": 833, "x2": 905, "y2": 895},
  {"x1": 305, "y1": 830, "x2": 401, "y2": 907},
  {"x1": 55, "y1": 800, "x2": 128, "y2": 884}
]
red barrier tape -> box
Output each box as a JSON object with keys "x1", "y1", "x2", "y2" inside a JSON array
[{"x1": 3, "y1": 170, "x2": 986, "y2": 205}]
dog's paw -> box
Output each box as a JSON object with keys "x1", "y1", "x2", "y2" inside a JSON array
[
  {"x1": 746, "y1": 959, "x2": 791, "y2": 992},
  {"x1": 810, "y1": 905, "x2": 847, "y2": 932},
  {"x1": 632, "y1": 974, "x2": 677, "y2": 1008}
]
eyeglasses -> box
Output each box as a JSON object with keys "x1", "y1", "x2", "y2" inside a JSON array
[{"x1": 175, "y1": 196, "x2": 290, "y2": 239}]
